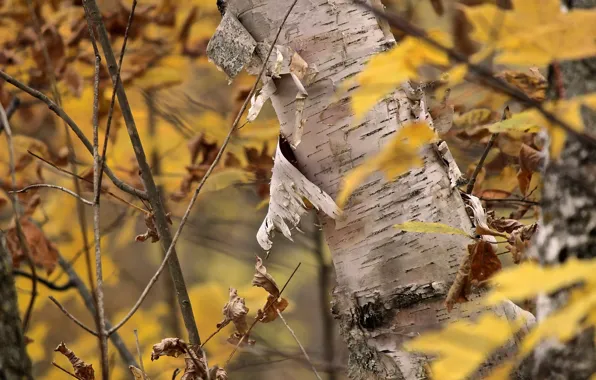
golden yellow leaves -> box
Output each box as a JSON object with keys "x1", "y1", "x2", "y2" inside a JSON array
[
  {"x1": 346, "y1": 31, "x2": 450, "y2": 121},
  {"x1": 394, "y1": 221, "x2": 471, "y2": 238},
  {"x1": 463, "y1": 0, "x2": 596, "y2": 66},
  {"x1": 407, "y1": 257, "x2": 596, "y2": 380},
  {"x1": 404, "y1": 313, "x2": 524, "y2": 380},
  {"x1": 337, "y1": 122, "x2": 437, "y2": 207}
]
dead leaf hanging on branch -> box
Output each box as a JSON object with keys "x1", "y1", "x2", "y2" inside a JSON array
[
  {"x1": 54, "y1": 342, "x2": 95, "y2": 380},
  {"x1": 151, "y1": 338, "x2": 210, "y2": 380},
  {"x1": 252, "y1": 256, "x2": 288, "y2": 323},
  {"x1": 136, "y1": 212, "x2": 172, "y2": 243}
]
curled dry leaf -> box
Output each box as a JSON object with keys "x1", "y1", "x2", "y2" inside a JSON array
[
  {"x1": 488, "y1": 217, "x2": 525, "y2": 234},
  {"x1": 506, "y1": 223, "x2": 538, "y2": 264},
  {"x1": 217, "y1": 288, "x2": 249, "y2": 332},
  {"x1": 209, "y1": 366, "x2": 228, "y2": 380},
  {"x1": 517, "y1": 143, "x2": 545, "y2": 195},
  {"x1": 54, "y1": 342, "x2": 95, "y2": 380},
  {"x1": 252, "y1": 256, "x2": 280, "y2": 297},
  {"x1": 462, "y1": 194, "x2": 507, "y2": 238},
  {"x1": 258, "y1": 295, "x2": 289, "y2": 323},
  {"x1": 151, "y1": 338, "x2": 187, "y2": 361},
  {"x1": 7, "y1": 218, "x2": 59, "y2": 275},
  {"x1": 136, "y1": 212, "x2": 172, "y2": 243},
  {"x1": 129, "y1": 366, "x2": 151, "y2": 380}
]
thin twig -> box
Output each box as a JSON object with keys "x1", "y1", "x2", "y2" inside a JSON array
[
  {"x1": 479, "y1": 197, "x2": 539, "y2": 205},
  {"x1": 0, "y1": 96, "x2": 20, "y2": 135},
  {"x1": 354, "y1": 0, "x2": 596, "y2": 147},
  {"x1": 52, "y1": 361, "x2": 83, "y2": 380},
  {"x1": 276, "y1": 310, "x2": 323, "y2": 380},
  {"x1": 10, "y1": 184, "x2": 94, "y2": 205},
  {"x1": 224, "y1": 262, "x2": 302, "y2": 366},
  {"x1": 106, "y1": 0, "x2": 299, "y2": 340},
  {"x1": 0, "y1": 69, "x2": 148, "y2": 199},
  {"x1": 96, "y1": 0, "x2": 137, "y2": 202},
  {"x1": 0, "y1": 102, "x2": 37, "y2": 333},
  {"x1": 48, "y1": 296, "x2": 98, "y2": 336},
  {"x1": 12, "y1": 269, "x2": 75, "y2": 291},
  {"x1": 133, "y1": 329, "x2": 147, "y2": 380},
  {"x1": 27, "y1": 151, "x2": 149, "y2": 214},
  {"x1": 82, "y1": 0, "x2": 201, "y2": 345},
  {"x1": 57, "y1": 255, "x2": 138, "y2": 367},
  {"x1": 87, "y1": 24, "x2": 110, "y2": 380}
]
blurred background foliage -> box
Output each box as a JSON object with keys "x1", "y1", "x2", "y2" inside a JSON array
[{"x1": 0, "y1": 0, "x2": 540, "y2": 378}]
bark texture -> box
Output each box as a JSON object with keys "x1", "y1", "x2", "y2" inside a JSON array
[
  {"x1": 214, "y1": 1, "x2": 532, "y2": 378},
  {"x1": 0, "y1": 233, "x2": 33, "y2": 380},
  {"x1": 532, "y1": 0, "x2": 596, "y2": 378}
]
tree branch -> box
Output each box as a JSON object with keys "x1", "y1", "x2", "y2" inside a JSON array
[
  {"x1": 10, "y1": 184, "x2": 94, "y2": 206},
  {"x1": 48, "y1": 296, "x2": 98, "y2": 337}
]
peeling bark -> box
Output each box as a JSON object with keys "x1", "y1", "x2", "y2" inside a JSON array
[
  {"x1": 0, "y1": 233, "x2": 33, "y2": 380},
  {"x1": 531, "y1": 1, "x2": 596, "y2": 378},
  {"x1": 210, "y1": 1, "x2": 529, "y2": 378}
]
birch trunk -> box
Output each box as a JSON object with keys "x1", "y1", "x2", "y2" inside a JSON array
[
  {"x1": 210, "y1": 1, "x2": 532, "y2": 378},
  {"x1": 531, "y1": 0, "x2": 596, "y2": 378},
  {"x1": 0, "y1": 233, "x2": 33, "y2": 380}
]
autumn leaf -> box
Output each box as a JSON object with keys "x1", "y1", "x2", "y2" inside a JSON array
[
  {"x1": 394, "y1": 221, "x2": 471, "y2": 238},
  {"x1": 7, "y1": 218, "x2": 59, "y2": 275},
  {"x1": 404, "y1": 313, "x2": 523, "y2": 380},
  {"x1": 347, "y1": 31, "x2": 450, "y2": 121},
  {"x1": 135, "y1": 212, "x2": 172, "y2": 243},
  {"x1": 453, "y1": 108, "x2": 493, "y2": 130},
  {"x1": 151, "y1": 338, "x2": 188, "y2": 361},
  {"x1": 337, "y1": 122, "x2": 437, "y2": 207},
  {"x1": 129, "y1": 366, "x2": 151, "y2": 380},
  {"x1": 252, "y1": 256, "x2": 280, "y2": 297},
  {"x1": 54, "y1": 342, "x2": 95, "y2": 380},
  {"x1": 469, "y1": 237, "x2": 501, "y2": 284},
  {"x1": 517, "y1": 144, "x2": 545, "y2": 195},
  {"x1": 496, "y1": 68, "x2": 547, "y2": 101}
]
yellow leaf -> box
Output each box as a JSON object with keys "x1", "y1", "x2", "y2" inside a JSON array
[
  {"x1": 486, "y1": 110, "x2": 542, "y2": 134},
  {"x1": 337, "y1": 122, "x2": 437, "y2": 207},
  {"x1": 463, "y1": 0, "x2": 596, "y2": 66},
  {"x1": 347, "y1": 31, "x2": 450, "y2": 121},
  {"x1": 404, "y1": 313, "x2": 523, "y2": 380},
  {"x1": 394, "y1": 221, "x2": 472, "y2": 238},
  {"x1": 453, "y1": 108, "x2": 493, "y2": 130},
  {"x1": 486, "y1": 258, "x2": 596, "y2": 305},
  {"x1": 519, "y1": 288, "x2": 596, "y2": 357}
]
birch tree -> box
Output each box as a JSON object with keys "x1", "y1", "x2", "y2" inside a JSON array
[{"x1": 207, "y1": 1, "x2": 532, "y2": 378}]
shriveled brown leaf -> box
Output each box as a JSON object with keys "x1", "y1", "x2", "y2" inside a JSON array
[
  {"x1": 488, "y1": 217, "x2": 525, "y2": 234},
  {"x1": 7, "y1": 218, "x2": 59, "y2": 275},
  {"x1": 136, "y1": 212, "x2": 172, "y2": 243},
  {"x1": 257, "y1": 295, "x2": 289, "y2": 323},
  {"x1": 180, "y1": 345, "x2": 208, "y2": 380},
  {"x1": 509, "y1": 202, "x2": 534, "y2": 220},
  {"x1": 506, "y1": 223, "x2": 538, "y2": 264},
  {"x1": 209, "y1": 366, "x2": 228, "y2": 380},
  {"x1": 151, "y1": 338, "x2": 187, "y2": 361},
  {"x1": 217, "y1": 288, "x2": 249, "y2": 335},
  {"x1": 226, "y1": 332, "x2": 255, "y2": 347},
  {"x1": 54, "y1": 342, "x2": 95, "y2": 380},
  {"x1": 129, "y1": 366, "x2": 151, "y2": 380},
  {"x1": 517, "y1": 143, "x2": 544, "y2": 195},
  {"x1": 252, "y1": 256, "x2": 280, "y2": 297},
  {"x1": 445, "y1": 245, "x2": 473, "y2": 312},
  {"x1": 469, "y1": 237, "x2": 501, "y2": 284},
  {"x1": 478, "y1": 189, "x2": 512, "y2": 200},
  {"x1": 463, "y1": 194, "x2": 508, "y2": 238},
  {"x1": 496, "y1": 68, "x2": 547, "y2": 101}
]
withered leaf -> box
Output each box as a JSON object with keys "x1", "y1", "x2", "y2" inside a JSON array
[
  {"x1": 227, "y1": 332, "x2": 255, "y2": 347},
  {"x1": 136, "y1": 212, "x2": 172, "y2": 243},
  {"x1": 496, "y1": 68, "x2": 547, "y2": 102},
  {"x1": 209, "y1": 366, "x2": 228, "y2": 380},
  {"x1": 217, "y1": 288, "x2": 249, "y2": 334},
  {"x1": 517, "y1": 143, "x2": 544, "y2": 195},
  {"x1": 252, "y1": 256, "x2": 280, "y2": 297},
  {"x1": 489, "y1": 217, "x2": 525, "y2": 234},
  {"x1": 129, "y1": 366, "x2": 151, "y2": 380},
  {"x1": 257, "y1": 295, "x2": 289, "y2": 323},
  {"x1": 506, "y1": 223, "x2": 538, "y2": 264},
  {"x1": 54, "y1": 342, "x2": 95, "y2": 380},
  {"x1": 445, "y1": 246, "x2": 473, "y2": 312},
  {"x1": 7, "y1": 218, "x2": 59, "y2": 275},
  {"x1": 151, "y1": 338, "x2": 187, "y2": 361},
  {"x1": 469, "y1": 237, "x2": 501, "y2": 284}
]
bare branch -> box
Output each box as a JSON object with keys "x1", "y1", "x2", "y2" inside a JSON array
[
  {"x1": 277, "y1": 310, "x2": 323, "y2": 380},
  {"x1": 0, "y1": 69, "x2": 148, "y2": 199},
  {"x1": 106, "y1": 0, "x2": 299, "y2": 340},
  {"x1": 48, "y1": 296, "x2": 98, "y2": 336},
  {"x1": 10, "y1": 184, "x2": 94, "y2": 206},
  {"x1": 51, "y1": 361, "x2": 82, "y2": 380},
  {"x1": 0, "y1": 102, "x2": 37, "y2": 333},
  {"x1": 13, "y1": 269, "x2": 75, "y2": 291}
]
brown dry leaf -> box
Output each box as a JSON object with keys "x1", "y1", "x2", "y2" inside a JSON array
[
  {"x1": 217, "y1": 288, "x2": 249, "y2": 335},
  {"x1": 7, "y1": 218, "x2": 59, "y2": 275},
  {"x1": 478, "y1": 189, "x2": 512, "y2": 200},
  {"x1": 136, "y1": 212, "x2": 172, "y2": 243},
  {"x1": 150, "y1": 338, "x2": 187, "y2": 361},
  {"x1": 469, "y1": 237, "x2": 501, "y2": 284},
  {"x1": 489, "y1": 217, "x2": 525, "y2": 233},
  {"x1": 252, "y1": 256, "x2": 280, "y2": 297},
  {"x1": 227, "y1": 332, "x2": 255, "y2": 347},
  {"x1": 54, "y1": 342, "x2": 95, "y2": 380},
  {"x1": 129, "y1": 366, "x2": 151, "y2": 380},
  {"x1": 209, "y1": 366, "x2": 228, "y2": 380},
  {"x1": 258, "y1": 295, "x2": 289, "y2": 323},
  {"x1": 462, "y1": 194, "x2": 508, "y2": 238},
  {"x1": 496, "y1": 68, "x2": 547, "y2": 101},
  {"x1": 517, "y1": 143, "x2": 545, "y2": 195},
  {"x1": 445, "y1": 245, "x2": 473, "y2": 312},
  {"x1": 506, "y1": 223, "x2": 538, "y2": 264}
]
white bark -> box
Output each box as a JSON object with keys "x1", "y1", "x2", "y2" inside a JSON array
[{"x1": 208, "y1": 1, "x2": 530, "y2": 378}]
